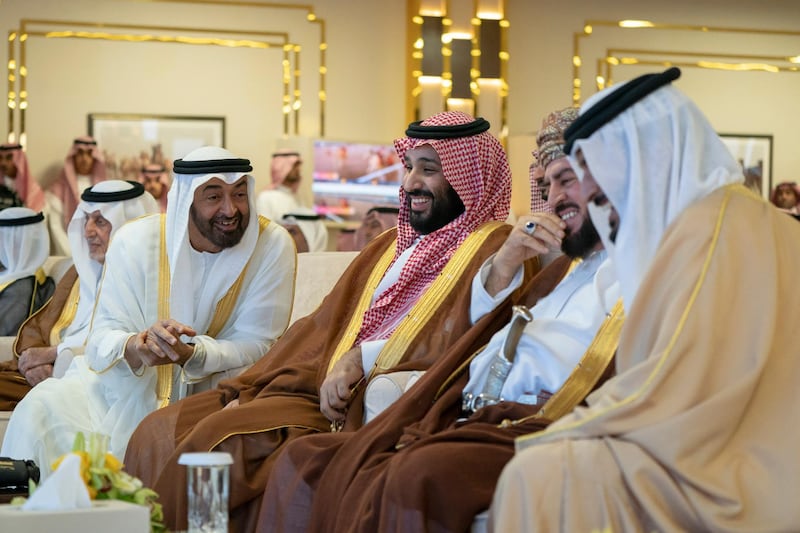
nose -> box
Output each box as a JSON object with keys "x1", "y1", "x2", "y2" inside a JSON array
[
  {"x1": 403, "y1": 166, "x2": 424, "y2": 194},
  {"x1": 219, "y1": 193, "x2": 237, "y2": 216},
  {"x1": 547, "y1": 182, "x2": 567, "y2": 208}
]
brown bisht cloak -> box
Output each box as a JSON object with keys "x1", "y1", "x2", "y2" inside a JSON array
[
  {"x1": 258, "y1": 255, "x2": 596, "y2": 532},
  {"x1": 125, "y1": 222, "x2": 522, "y2": 532},
  {"x1": 0, "y1": 266, "x2": 78, "y2": 410}
]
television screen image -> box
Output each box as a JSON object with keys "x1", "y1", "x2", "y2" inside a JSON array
[{"x1": 312, "y1": 139, "x2": 402, "y2": 220}]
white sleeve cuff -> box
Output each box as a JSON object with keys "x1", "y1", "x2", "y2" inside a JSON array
[
  {"x1": 180, "y1": 341, "x2": 205, "y2": 382},
  {"x1": 360, "y1": 339, "x2": 388, "y2": 373},
  {"x1": 470, "y1": 255, "x2": 524, "y2": 324}
]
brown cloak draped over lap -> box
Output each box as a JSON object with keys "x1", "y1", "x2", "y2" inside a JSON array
[
  {"x1": 257, "y1": 254, "x2": 581, "y2": 532},
  {"x1": 0, "y1": 266, "x2": 78, "y2": 410},
  {"x1": 125, "y1": 222, "x2": 522, "y2": 532}
]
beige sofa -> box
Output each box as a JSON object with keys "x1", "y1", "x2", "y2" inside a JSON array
[{"x1": 0, "y1": 250, "x2": 358, "y2": 446}]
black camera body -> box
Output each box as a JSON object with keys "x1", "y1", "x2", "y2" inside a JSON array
[{"x1": 0, "y1": 457, "x2": 40, "y2": 489}]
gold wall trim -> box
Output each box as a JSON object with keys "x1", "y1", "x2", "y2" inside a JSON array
[
  {"x1": 6, "y1": 1, "x2": 328, "y2": 141},
  {"x1": 135, "y1": 0, "x2": 328, "y2": 136},
  {"x1": 597, "y1": 49, "x2": 800, "y2": 89},
  {"x1": 406, "y1": 0, "x2": 507, "y2": 139},
  {"x1": 572, "y1": 19, "x2": 800, "y2": 104}
]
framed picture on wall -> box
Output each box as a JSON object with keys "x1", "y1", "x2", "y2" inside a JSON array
[
  {"x1": 719, "y1": 133, "x2": 773, "y2": 199},
  {"x1": 88, "y1": 113, "x2": 225, "y2": 182}
]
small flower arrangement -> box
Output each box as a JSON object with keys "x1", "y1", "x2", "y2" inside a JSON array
[{"x1": 17, "y1": 432, "x2": 166, "y2": 532}]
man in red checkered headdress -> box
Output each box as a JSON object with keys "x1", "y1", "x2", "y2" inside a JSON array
[{"x1": 125, "y1": 111, "x2": 530, "y2": 531}]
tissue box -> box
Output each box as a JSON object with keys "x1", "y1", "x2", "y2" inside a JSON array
[{"x1": 0, "y1": 500, "x2": 149, "y2": 533}]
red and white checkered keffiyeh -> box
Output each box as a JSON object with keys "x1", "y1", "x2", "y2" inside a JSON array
[
  {"x1": 355, "y1": 111, "x2": 511, "y2": 344},
  {"x1": 529, "y1": 161, "x2": 551, "y2": 214}
]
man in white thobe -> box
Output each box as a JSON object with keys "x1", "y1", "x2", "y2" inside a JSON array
[
  {"x1": 0, "y1": 180, "x2": 159, "y2": 409},
  {"x1": 2, "y1": 146, "x2": 297, "y2": 476}
]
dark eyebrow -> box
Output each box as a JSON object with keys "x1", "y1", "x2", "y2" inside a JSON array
[{"x1": 550, "y1": 166, "x2": 575, "y2": 182}]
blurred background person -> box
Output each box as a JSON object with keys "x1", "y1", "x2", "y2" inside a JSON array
[
  {"x1": 354, "y1": 205, "x2": 399, "y2": 250},
  {"x1": 256, "y1": 150, "x2": 303, "y2": 221},
  {"x1": 770, "y1": 181, "x2": 800, "y2": 215},
  {"x1": 0, "y1": 207, "x2": 55, "y2": 335},
  {"x1": 0, "y1": 143, "x2": 44, "y2": 212},
  {"x1": 139, "y1": 162, "x2": 170, "y2": 212},
  {"x1": 281, "y1": 209, "x2": 329, "y2": 253},
  {"x1": 45, "y1": 136, "x2": 108, "y2": 255}
]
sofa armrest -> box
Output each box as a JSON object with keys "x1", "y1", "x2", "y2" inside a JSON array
[{"x1": 290, "y1": 251, "x2": 358, "y2": 325}]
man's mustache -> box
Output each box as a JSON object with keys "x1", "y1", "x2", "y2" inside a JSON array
[{"x1": 212, "y1": 213, "x2": 242, "y2": 223}]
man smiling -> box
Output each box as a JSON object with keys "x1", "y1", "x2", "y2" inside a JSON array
[
  {"x1": 257, "y1": 107, "x2": 620, "y2": 533},
  {"x1": 2, "y1": 146, "x2": 297, "y2": 476},
  {"x1": 125, "y1": 111, "x2": 517, "y2": 531}
]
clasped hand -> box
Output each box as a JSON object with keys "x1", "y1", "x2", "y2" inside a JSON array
[
  {"x1": 319, "y1": 347, "x2": 365, "y2": 423},
  {"x1": 124, "y1": 319, "x2": 197, "y2": 370},
  {"x1": 17, "y1": 346, "x2": 57, "y2": 386}
]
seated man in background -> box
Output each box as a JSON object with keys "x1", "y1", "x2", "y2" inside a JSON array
[
  {"x1": 260, "y1": 107, "x2": 621, "y2": 532},
  {"x1": 45, "y1": 136, "x2": 108, "y2": 255},
  {"x1": 0, "y1": 180, "x2": 158, "y2": 409},
  {"x1": 491, "y1": 68, "x2": 800, "y2": 531},
  {"x1": 354, "y1": 205, "x2": 400, "y2": 250},
  {"x1": 125, "y1": 111, "x2": 517, "y2": 531},
  {"x1": 139, "y1": 162, "x2": 171, "y2": 212},
  {"x1": 281, "y1": 208, "x2": 329, "y2": 252},
  {"x1": 0, "y1": 143, "x2": 44, "y2": 211},
  {"x1": 1, "y1": 146, "x2": 297, "y2": 477},
  {"x1": 770, "y1": 181, "x2": 799, "y2": 216},
  {"x1": 256, "y1": 149, "x2": 303, "y2": 221},
  {"x1": 0, "y1": 208, "x2": 54, "y2": 336}
]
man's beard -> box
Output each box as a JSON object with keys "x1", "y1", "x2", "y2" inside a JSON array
[
  {"x1": 407, "y1": 186, "x2": 465, "y2": 234},
  {"x1": 561, "y1": 215, "x2": 601, "y2": 259},
  {"x1": 190, "y1": 205, "x2": 248, "y2": 249}
]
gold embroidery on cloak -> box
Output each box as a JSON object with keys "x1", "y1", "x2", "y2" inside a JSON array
[
  {"x1": 431, "y1": 257, "x2": 581, "y2": 401},
  {"x1": 374, "y1": 221, "x2": 506, "y2": 374},
  {"x1": 210, "y1": 221, "x2": 508, "y2": 448},
  {"x1": 512, "y1": 299, "x2": 624, "y2": 446},
  {"x1": 47, "y1": 278, "x2": 81, "y2": 346},
  {"x1": 156, "y1": 215, "x2": 270, "y2": 408}
]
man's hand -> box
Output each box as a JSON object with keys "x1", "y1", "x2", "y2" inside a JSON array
[
  {"x1": 22, "y1": 363, "x2": 53, "y2": 386},
  {"x1": 223, "y1": 398, "x2": 240, "y2": 410},
  {"x1": 319, "y1": 347, "x2": 365, "y2": 423},
  {"x1": 124, "y1": 319, "x2": 198, "y2": 370},
  {"x1": 484, "y1": 214, "x2": 565, "y2": 296},
  {"x1": 17, "y1": 346, "x2": 58, "y2": 375}
]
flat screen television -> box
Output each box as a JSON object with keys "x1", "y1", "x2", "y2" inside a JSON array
[{"x1": 311, "y1": 139, "x2": 402, "y2": 221}]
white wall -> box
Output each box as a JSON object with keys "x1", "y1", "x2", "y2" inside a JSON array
[{"x1": 1, "y1": 0, "x2": 798, "y2": 214}]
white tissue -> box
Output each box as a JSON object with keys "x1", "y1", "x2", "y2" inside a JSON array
[{"x1": 21, "y1": 453, "x2": 92, "y2": 511}]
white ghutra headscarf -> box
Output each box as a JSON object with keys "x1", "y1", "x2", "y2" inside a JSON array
[
  {"x1": 0, "y1": 207, "x2": 49, "y2": 287},
  {"x1": 64, "y1": 180, "x2": 159, "y2": 347},
  {"x1": 566, "y1": 69, "x2": 744, "y2": 309}
]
